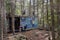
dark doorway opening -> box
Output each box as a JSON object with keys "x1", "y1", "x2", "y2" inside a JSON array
[
  {"x1": 15, "y1": 17, "x2": 20, "y2": 32},
  {"x1": 8, "y1": 17, "x2": 20, "y2": 33}
]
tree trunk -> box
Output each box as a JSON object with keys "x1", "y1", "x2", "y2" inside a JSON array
[
  {"x1": 10, "y1": 0, "x2": 16, "y2": 34},
  {"x1": 50, "y1": 0, "x2": 55, "y2": 40},
  {"x1": 46, "y1": 0, "x2": 51, "y2": 40},
  {"x1": 56, "y1": 0, "x2": 60, "y2": 40},
  {"x1": 0, "y1": 1, "x2": 3, "y2": 40},
  {"x1": 41, "y1": 0, "x2": 44, "y2": 29},
  {"x1": 0, "y1": 0, "x2": 7, "y2": 40}
]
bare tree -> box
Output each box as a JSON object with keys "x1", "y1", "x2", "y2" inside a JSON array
[
  {"x1": 0, "y1": 1, "x2": 4, "y2": 39},
  {"x1": 50, "y1": 0, "x2": 55, "y2": 40},
  {"x1": 41, "y1": 0, "x2": 44, "y2": 29},
  {"x1": 0, "y1": 0, "x2": 7, "y2": 40},
  {"x1": 10, "y1": 0, "x2": 16, "y2": 34},
  {"x1": 56, "y1": 0, "x2": 60, "y2": 40}
]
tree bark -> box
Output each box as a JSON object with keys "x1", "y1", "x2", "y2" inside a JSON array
[
  {"x1": 0, "y1": 0, "x2": 7, "y2": 40},
  {"x1": 50, "y1": 0, "x2": 55, "y2": 40},
  {"x1": 41, "y1": 0, "x2": 44, "y2": 29},
  {"x1": 10, "y1": 0, "x2": 16, "y2": 34},
  {"x1": 56, "y1": 0, "x2": 60, "y2": 40},
  {"x1": 46, "y1": 0, "x2": 51, "y2": 40}
]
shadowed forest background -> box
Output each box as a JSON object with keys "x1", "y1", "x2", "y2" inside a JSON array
[{"x1": 0, "y1": 0, "x2": 60, "y2": 40}]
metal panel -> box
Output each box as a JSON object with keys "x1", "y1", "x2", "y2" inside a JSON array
[{"x1": 20, "y1": 16, "x2": 38, "y2": 30}]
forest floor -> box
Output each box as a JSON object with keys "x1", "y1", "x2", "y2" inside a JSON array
[
  {"x1": 20, "y1": 29, "x2": 52, "y2": 40},
  {"x1": 7, "y1": 29, "x2": 52, "y2": 40}
]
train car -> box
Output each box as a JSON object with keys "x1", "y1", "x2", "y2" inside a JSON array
[{"x1": 20, "y1": 16, "x2": 38, "y2": 30}]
